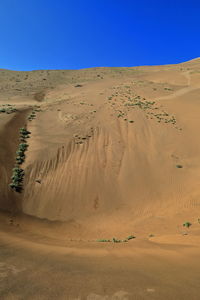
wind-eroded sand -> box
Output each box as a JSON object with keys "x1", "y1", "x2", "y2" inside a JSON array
[{"x1": 0, "y1": 58, "x2": 200, "y2": 299}]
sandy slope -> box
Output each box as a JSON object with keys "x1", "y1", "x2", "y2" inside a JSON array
[{"x1": 0, "y1": 58, "x2": 200, "y2": 299}]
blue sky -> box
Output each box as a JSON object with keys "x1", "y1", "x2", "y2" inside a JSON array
[{"x1": 0, "y1": 0, "x2": 199, "y2": 70}]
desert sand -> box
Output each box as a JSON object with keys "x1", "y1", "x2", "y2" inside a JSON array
[{"x1": 0, "y1": 58, "x2": 200, "y2": 299}]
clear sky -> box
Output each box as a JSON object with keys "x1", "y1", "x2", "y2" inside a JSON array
[{"x1": 0, "y1": 0, "x2": 199, "y2": 70}]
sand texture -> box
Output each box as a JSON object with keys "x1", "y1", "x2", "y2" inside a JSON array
[{"x1": 0, "y1": 58, "x2": 200, "y2": 299}]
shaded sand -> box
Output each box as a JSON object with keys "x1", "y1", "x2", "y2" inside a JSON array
[{"x1": 0, "y1": 58, "x2": 200, "y2": 299}]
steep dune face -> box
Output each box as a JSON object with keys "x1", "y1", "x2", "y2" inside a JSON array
[
  {"x1": 23, "y1": 127, "x2": 122, "y2": 220},
  {"x1": 0, "y1": 59, "x2": 200, "y2": 237},
  {"x1": 21, "y1": 107, "x2": 199, "y2": 230}
]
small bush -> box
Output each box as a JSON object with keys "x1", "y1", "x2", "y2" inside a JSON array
[
  {"x1": 10, "y1": 167, "x2": 24, "y2": 192},
  {"x1": 126, "y1": 235, "x2": 135, "y2": 240},
  {"x1": 112, "y1": 238, "x2": 122, "y2": 243},
  {"x1": 20, "y1": 128, "x2": 31, "y2": 135},
  {"x1": 97, "y1": 234, "x2": 136, "y2": 243},
  {"x1": 176, "y1": 165, "x2": 183, "y2": 168},
  {"x1": 9, "y1": 127, "x2": 31, "y2": 192},
  {"x1": 97, "y1": 239, "x2": 111, "y2": 242},
  {"x1": 183, "y1": 222, "x2": 192, "y2": 228}
]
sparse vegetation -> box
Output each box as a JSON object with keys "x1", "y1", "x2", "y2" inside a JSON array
[
  {"x1": 183, "y1": 222, "x2": 192, "y2": 228},
  {"x1": 0, "y1": 104, "x2": 17, "y2": 114},
  {"x1": 27, "y1": 111, "x2": 36, "y2": 121},
  {"x1": 9, "y1": 127, "x2": 31, "y2": 192},
  {"x1": 176, "y1": 164, "x2": 183, "y2": 168},
  {"x1": 97, "y1": 239, "x2": 111, "y2": 242},
  {"x1": 107, "y1": 85, "x2": 179, "y2": 128},
  {"x1": 9, "y1": 167, "x2": 24, "y2": 192},
  {"x1": 28, "y1": 106, "x2": 42, "y2": 121},
  {"x1": 126, "y1": 235, "x2": 135, "y2": 240},
  {"x1": 112, "y1": 238, "x2": 122, "y2": 243},
  {"x1": 97, "y1": 234, "x2": 135, "y2": 243}
]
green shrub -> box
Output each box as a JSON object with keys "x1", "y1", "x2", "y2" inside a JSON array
[
  {"x1": 176, "y1": 165, "x2": 183, "y2": 168},
  {"x1": 97, "y1": 234, "x2": 136, "y2": 243},
  {"x1": 9, "y1": 127, "x2": 31, "y2": 192},
  {"x1": 97, "y1": 239, "x2": 111, "y2": 242},
  {"x1": 20, "y1": 128, "x2": 31, "y2": 135},
  {"x1": 126, "y1": 235, "x2": 135, "y2": 240},
  {"x1": 112, "y1": 238, "x2": 122, "y2": 243},
  {"x1": 10, "y1": 167, "x2": 24, "y2": 192},
  {"x1": 19, "y1": 143, "x2": 28, "y2": 150},
  {"x1": 16, "y1": 156, "x2": 25, "y2": 164},
  {"x1": 183, "y1": 222, "x2": 192, "y2": 228}
]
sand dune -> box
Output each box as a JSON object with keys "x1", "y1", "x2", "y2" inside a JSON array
[{"x1": 0, "y1": 58, "x2": 200, "y2": 299}]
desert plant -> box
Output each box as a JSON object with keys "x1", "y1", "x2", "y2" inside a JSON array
[
  {"x1": 126, "y1": 235, "x2": 135, "y2": 240},
  {"x1": 97, "y1": 239, "x2": 111, "y2": 242},
  {"x1": 9, "y1": 127, "x2": 31, "y2": 192},
  {"x1": 112, "y1": 238, "x2": 122, "y2": 243},
  {"x1": 10, "y1": 167, "x2": 25, "y2": 192},
  {"x1": 183, "y1": 222, "x2": 192, "y2": 228},
  {"x1": 20, "y1": 128, "x2": 31, "y2": 135}
]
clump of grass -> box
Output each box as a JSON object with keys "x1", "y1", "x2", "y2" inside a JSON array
[
  {"x1": 96, "y1": 239, "x2": 111, "y2": 242},
  {"x1": 112, "y1": 238, "x2": 122, "y2": 243},
  {"x1": 117, "y1": 111, "x2": 125, "y2": 118},
  {"x1": 27, "y1": 105, "x2": 42, "y2": 121},
  {"x1": 20, "y1": 128, "x2": 31, "y2": 139},
  {"x1": 183, "y1": 222, "x2": 192, "y2": 228},
  {"x1": 27, "y1": 110, "x2": 36, "y2": 121},
  {"x1": 126, "y1": 235, "x2": 135, "y2": 240},
  {"x1": 0, "y1": 104, "x2": 17, "y2": 114},
  {"x1": 97, "y1": 234, "x2": 135, "y2": 243}
]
